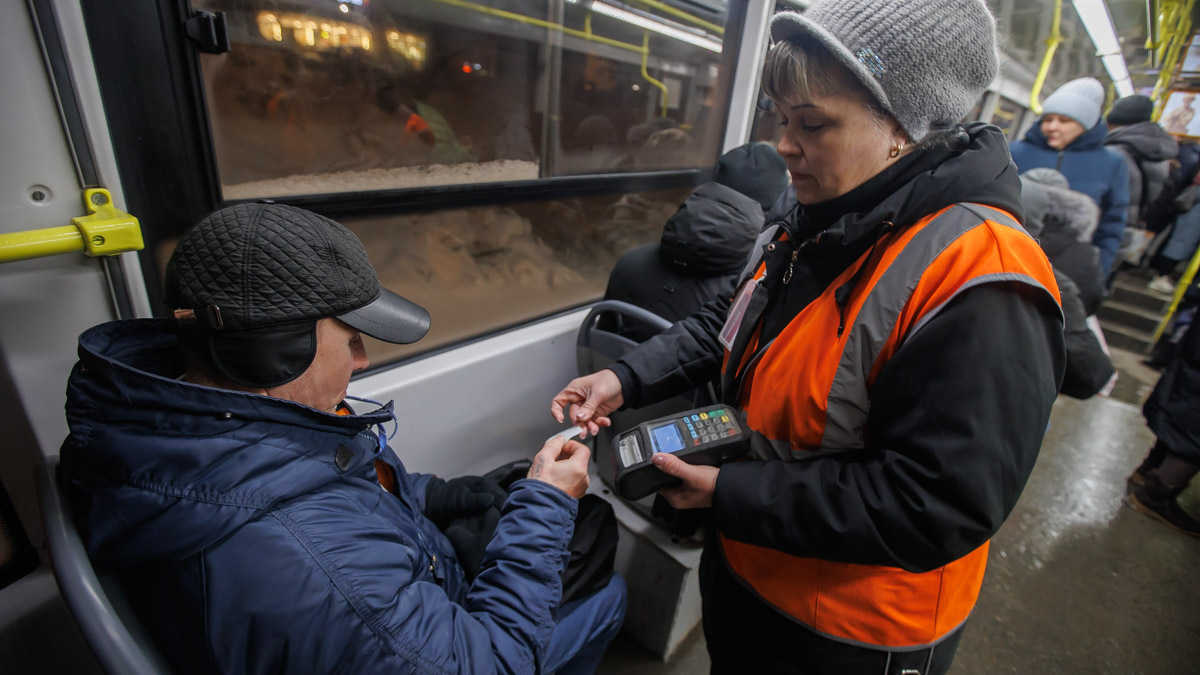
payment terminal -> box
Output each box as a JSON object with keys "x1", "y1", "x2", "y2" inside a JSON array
[{"x1": 612, "y1": 406, "x2": 748, "y2": 501}]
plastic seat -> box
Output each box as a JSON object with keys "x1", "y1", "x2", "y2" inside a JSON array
[
  {"x1": 576, "y1": 301, "x2": 712, "y2": 519},
  {"x1": 38, "y1": 457, "x2": 171, "y2": 675}
]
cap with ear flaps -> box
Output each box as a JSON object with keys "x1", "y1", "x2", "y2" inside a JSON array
[
  {"x1": 165, "y1": 203, "x2": 430, "y2": 387},
  {"x1": 769, "y1": 0, "x2": 999, "y2": 142}
]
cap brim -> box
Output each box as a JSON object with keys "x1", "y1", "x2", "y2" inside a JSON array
[
  {"x1": 338, "y1": 288, "x2": 431, "y2": 344},
  {"x1": 769, "y1": 13, "x2": 893, "y2": 120}
]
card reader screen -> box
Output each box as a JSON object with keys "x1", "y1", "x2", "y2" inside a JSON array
[{"x1": 649, "y1": 422, "x2": 685, "y2": 454}]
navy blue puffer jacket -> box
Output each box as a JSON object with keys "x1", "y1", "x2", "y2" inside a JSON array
[
  {"x1": 1010, "y1": 121, "x2": 1130, "y2": 274},
  {"x1": 59, "y1": 320, "x2": 577, "y2": 675}
]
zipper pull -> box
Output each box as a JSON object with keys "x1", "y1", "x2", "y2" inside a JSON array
[
  {"x1": 782, "y1": 235, "x2": 819, "y2": 286},
  {"x1": 782, "y1": 248, "x2": 799, "y2": 285}
]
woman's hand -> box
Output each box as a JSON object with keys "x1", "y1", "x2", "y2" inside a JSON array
[
  {"x1": 550, "y1": 370, "x2": 623, "y2": 436},
  {"x1": 653, "y1": 453, "x2": 719, "y2": 509}
]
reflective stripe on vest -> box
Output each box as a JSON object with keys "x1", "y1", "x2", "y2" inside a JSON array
[{"x1": 721, "y1": 203, "x2": 1062, "y2": 649}]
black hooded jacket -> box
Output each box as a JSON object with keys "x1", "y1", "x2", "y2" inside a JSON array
[
  {"x1": 609, "y1": 124, "x2": 1066, "y2": 575},
  {"x1": 1144, "y1": 282, "x2": 1200, "y2": 464},
  {"x1": 604, "y1": 183, "x2": 764, "y2": 342},
  {"x1": 1105, "y1": 121, "x2": 1179, "y2": 225}
]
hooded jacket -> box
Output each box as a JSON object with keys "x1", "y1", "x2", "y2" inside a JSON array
[
  {"x1": 608, "y1": 124, "x2": 1064, "y2": 646},
  {"x1": 604, "y1": 182, "x2": 764, "y2": 342},
  {"x1": 1144, "y1": 282, "x2": 1200, "y2": 463},
  {"x1": 1010, "y1": 121, "x2": 1130, "y2": 274},
  {"x1": 1105, "y1": 121, "x2": 1179, "y2": 226},
  {"x1": 1021, "y1": 176, "x2": 1106, "y2": 314},
  {"x1": 59, "y1": 320, "x2": 578, "y2": 675}
]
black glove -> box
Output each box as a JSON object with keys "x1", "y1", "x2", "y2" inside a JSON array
[
  {"x1": 444, "y1": 507, "x2": 502, "y2": 581},
  {"x1": 424, "y1": 476, "x2": 508, "y2": 530}
]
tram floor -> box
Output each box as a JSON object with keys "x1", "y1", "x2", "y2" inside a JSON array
[{"x1": 597, "y1": 347, "x2": 1200, "y2": 674}]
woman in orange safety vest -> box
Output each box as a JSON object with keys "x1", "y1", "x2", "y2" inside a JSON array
[{"x1": 553, "y1": 1, "x2": 1066, "y2": 673}]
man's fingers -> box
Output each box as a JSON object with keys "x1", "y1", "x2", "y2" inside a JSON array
[
  {"x1": 541, "y1": 435, "x2": 568, "y2": 455},
  {"x1": 564, "y1": 441, "x2": 591, "y2": 467}
]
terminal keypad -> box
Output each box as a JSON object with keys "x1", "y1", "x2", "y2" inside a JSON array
[{"x1": 684, "y1": 409, "x2": 737, "y2": 446}]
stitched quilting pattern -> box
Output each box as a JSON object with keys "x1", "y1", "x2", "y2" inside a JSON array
[{"x1": 169, "y1": 204, "x2": 379, "y2": 331}]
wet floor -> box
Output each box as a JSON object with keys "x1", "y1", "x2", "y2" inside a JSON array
[{"x1": 598, "y1": 348, "x2": 1200, "y2": 674}]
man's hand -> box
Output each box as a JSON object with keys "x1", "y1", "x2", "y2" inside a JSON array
[
  {"x1": 528, "y1": 437, "x2": 590, "y2": 499},
  {"x1": 444, "y1": 508, "x2": 502, "y2": 581},
  {"x1": 551, "y1": 370, "x2": 624, "y2": 436},
  {"x1": 653, "y1": 453, "x2": 719, "y2": 509}
]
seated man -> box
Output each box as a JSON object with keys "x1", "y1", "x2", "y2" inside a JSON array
[{"x1": 58, "y1": 203, "x2": 625, "y2": 674}]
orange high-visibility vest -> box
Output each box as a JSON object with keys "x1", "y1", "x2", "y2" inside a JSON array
[{"x1": 721, "y1": 203, "x2": 1061, "y2": 649}]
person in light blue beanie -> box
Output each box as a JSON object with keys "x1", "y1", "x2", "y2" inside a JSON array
[{"x1": 1010, "y1": 77, "x2": 1130, "y2": 275}]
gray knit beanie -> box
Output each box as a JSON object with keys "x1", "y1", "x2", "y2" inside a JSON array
[
  {"x1": 1042, "y1": 78, "x2": 1106, "y2": 129},
  {"x1": 770, "y1": 0, "x2": 998, "y2": 142}
]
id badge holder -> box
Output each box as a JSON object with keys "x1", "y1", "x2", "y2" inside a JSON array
[{"x1": 719, "y1": 277, "x2": 758, "y2": 350}]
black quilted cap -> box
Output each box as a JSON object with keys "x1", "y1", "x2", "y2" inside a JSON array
[{"x1": 165, "y1": 203, "x2": 430, "y2": 344}]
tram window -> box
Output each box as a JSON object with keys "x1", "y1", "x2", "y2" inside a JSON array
[
  {"x1": 192, "y1": 0, "x2": 732, "y2": 200},
  {"x1": 340, "y1": 186, "x2": 692, "y2": 365},
  {"x1": 990, "y1": 96, "x2": 1026, "y2": 140}
]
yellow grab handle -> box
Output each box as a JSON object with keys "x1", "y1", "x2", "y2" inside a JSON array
[{"x1": 0, "y1": 189, "x2": 143, "y2": 264}]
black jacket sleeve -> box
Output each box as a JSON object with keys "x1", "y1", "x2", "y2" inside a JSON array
[
  {"x1": 609, "y1": 285, "x2": 733, "y2": 408},
  {"x1": 1056, "y1": 272, "x2": 1114, "y2": 399},
  {"x1": 713, "y1": 282, "x2": 1066, "y2": 573}
]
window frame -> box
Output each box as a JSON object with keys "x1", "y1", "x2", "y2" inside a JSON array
[{"x1": 84, "y1": 0, "x2": 751, "y2": 364}]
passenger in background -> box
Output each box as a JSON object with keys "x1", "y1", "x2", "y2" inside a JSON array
[
  {"x1": 1010, "y1": 77, "x2": 1130, "y2": 276},
  {"x1": 1104, "y1": 95, "x2": 1178, "y2": 231},
  {"x1": 59, "y1": 204, "x2": 625, "y2": 675},
  {"x1": 1021, "y1": 168, "x2": 1106, "y2": 314},
  {"x1": 554, "y1": 1, "x2": 1066, "y2": 672},
  {"x1": 604, "y1": 142, "x2": 787, "y2": 342},
  {"x1": 1020, "y1": 172, "x2": 1114, "y2": 398},
  {"x1": 1129, "y1": 278, "x2": 1200, "y2": 537}
]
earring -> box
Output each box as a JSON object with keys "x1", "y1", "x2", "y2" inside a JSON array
[{"x1": 888, "y1": 141, "x2": 906, "y2": 159}]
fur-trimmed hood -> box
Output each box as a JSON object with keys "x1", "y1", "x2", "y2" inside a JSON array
[{"x1": 1021, "y1": 175, "x2": 1100, "y2": 242}]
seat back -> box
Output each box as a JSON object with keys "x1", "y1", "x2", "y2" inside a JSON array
[
  {"x1": 577, "y1": 301, "x2": 711, "y2": 518},
  {"x1": 38, "y1": 457, "x2": 171, "y2": 675}
]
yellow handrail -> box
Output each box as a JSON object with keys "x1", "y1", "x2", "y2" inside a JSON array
[
  {"x1": 1029, "y1": 0, "x2": 1063, "y2": 115},
  {"x1": 429, "y1": 0, "x2": 676, "y2": 116},
  {"x1": 1151, "y1": 240, "x2": 1200, "y2": 343},
  {"x1": 627, "y1": 0, "x2": 724, "y2": 35},
  {"x1": 640, "y1": 32, "x2": 669, "y2": 117},
  {"x1": 0, "y1": 189, "x2": 143, "y2": 265},
  {"x1": 1151, "y1": 0, "x2": 1196, "y2": 115}
]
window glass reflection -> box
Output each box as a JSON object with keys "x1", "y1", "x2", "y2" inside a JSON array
[
  {"x1": 195, "y1": 0, "x2": 730, "y2": 199},
  {"x1": 342, "y1": 186, "x2": 692, "y2": 364}
]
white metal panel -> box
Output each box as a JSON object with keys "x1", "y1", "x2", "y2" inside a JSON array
[
  {"x1": 349, "y1": 309, "x2": 590, "y2": 477},
  {"x1": 0, "y1": 1, "x2": 121, "y2": 543},
  {"x1": 721, "y1": 0, "x2": 773, "y2": 153}
]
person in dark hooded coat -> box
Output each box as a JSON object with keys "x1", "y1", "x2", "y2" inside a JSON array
[
  {"x1": 603, "y1": 142, "x2": 787, "y2": 342},
  {"x1": 1129, "y1": 279, "x2": 1200, "y2": 537},
  {"x1": 1021, "y1": 168, "x2": 1106, "y2": 314},
  {"x1": 1105, "y1": 95, "x2": 1179, "y2": 228},
  {"x1": 1020, "y1": 173, "x2": 1114, "y2": 398}
]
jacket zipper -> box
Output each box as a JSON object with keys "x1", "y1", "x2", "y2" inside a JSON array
[{"x1": 782, "y1": 234, "x2": 820, "y2": 285}]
